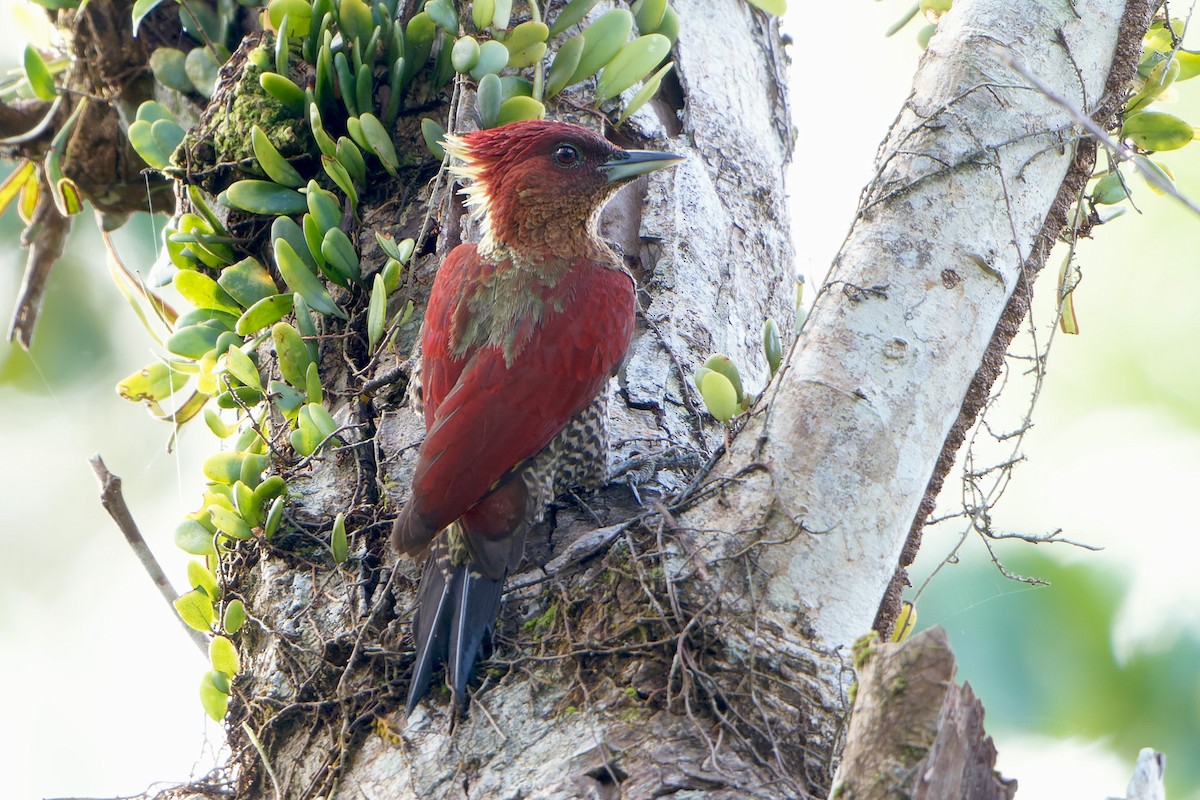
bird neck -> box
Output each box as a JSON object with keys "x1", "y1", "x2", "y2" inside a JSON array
[{"x1": 478, "y1": 199, "x2": 614, "y2": 268}]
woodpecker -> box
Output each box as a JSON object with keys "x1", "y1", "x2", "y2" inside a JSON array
[{"x1": 391, "y1": 120, "x2": 682, "y2": 712}]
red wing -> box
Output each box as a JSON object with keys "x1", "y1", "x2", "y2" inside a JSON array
[
  {"x1": 408, "y1": 259, "x2": 633, "y2": 534},
  {"x1": 419, "y1": 244, "x2": 476, "y2": 430}
]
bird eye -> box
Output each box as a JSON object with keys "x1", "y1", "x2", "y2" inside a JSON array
[{"x1": 553, "y1": 144, "x2": 581, "y2": 166}]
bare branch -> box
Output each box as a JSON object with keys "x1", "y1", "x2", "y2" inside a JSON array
[{"x1": 88, "y1": 454, "x2": 208, "y2": 656}]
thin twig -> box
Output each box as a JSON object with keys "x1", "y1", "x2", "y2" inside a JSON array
[
  {"x1": 1001, "y1": 49, "x2": 1200, "y2": 217},
  {"x1": 88, "y1": 454, "x2": 208, "y2": 656},
  {"x1": 241, "y1": 720, "x2": 284, "y2": 800}
]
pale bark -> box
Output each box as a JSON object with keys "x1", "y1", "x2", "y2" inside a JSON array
[
  {"x1": 832, "y1": 627, "x2": 1015, "y2": 800},
  {"x1": 678, "y1": 0, "x2": 1140, "y2": 694}
]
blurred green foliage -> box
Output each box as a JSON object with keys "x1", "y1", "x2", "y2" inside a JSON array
[{"x1": 918, "y1": 550, "x2": 1200, "y2": 797}]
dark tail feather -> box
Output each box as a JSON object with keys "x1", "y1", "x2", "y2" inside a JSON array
[{"x1": 405, "y1": 551, "x2": 506, "y2": 714}]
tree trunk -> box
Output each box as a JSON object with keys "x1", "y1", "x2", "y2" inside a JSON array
[{"x1": 39, "y1": 0, "x2": 1153, "y2": 797}]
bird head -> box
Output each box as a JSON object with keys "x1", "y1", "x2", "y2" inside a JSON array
[{"x1": 443, "y1": 120, "x2": 682, "y2": 258}]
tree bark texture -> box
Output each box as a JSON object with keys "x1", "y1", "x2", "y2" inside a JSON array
[
  {"x1": 832, "y1": 627, "x2": 1017, "y2": 800},
  {"x1": 60, "y1": 0, "x2": 1151, "y2": 797},
  {"x1": 671, "y1": 0, "x2": 1145, "y2": 767},
  {"x1": 210, "y1": 1, "x2": 805, "y2": 798}
]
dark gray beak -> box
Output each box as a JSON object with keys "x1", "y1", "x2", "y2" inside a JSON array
[{"x1": 599, "y1": 149, "x2": 684, "y2": 183}]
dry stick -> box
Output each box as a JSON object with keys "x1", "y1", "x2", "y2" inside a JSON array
[{"x1": 88, "y1": 454, "x2": 209, "y2": 656}]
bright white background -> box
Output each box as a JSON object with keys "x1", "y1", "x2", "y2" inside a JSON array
[{"x1": 1, "y1": 2, "x2": 1197, "y2": 798}]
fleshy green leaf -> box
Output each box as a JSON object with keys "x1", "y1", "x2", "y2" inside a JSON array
[
  {"x1": 616, "y1": 60, "x2": 673, "y2": 123},
  {"x1": 470, "y1": 39, "x2": 510, "y2": 80},
  {"x1": 260, "y1": 72, "x2": 306, "y2": 115},
  {"x1": 23, "y1": 45, "x2": 57, "y2": 101},
  {"x1": 331, "y1": 512, "x2": 348, "y2": 563},
  {"x1": 210, "y1": 635, "x2": 240, "y2": 674},
  {"x1": 219, "y1": 257, "x2": 279, "y2": 309},
  {"x1": 132, "y1": 0, "x2": 169, "y2": 35},
  {"x1": 272, "y1": 322, "x2": 312, "y2": 389},
  {"x1": 545, "y1": 34, "x2": 585, "y2": 98},
  {"x1": 174, "y1": 588, "x2": 216, "y2": 632},
  {"x1": 596, "y1": 34, "x2": 671, "y2": 102},
  {"x1": 477, "y1": 72, "x2": 503, "y2": 128},
  {"x1": 222, "y1": 180, "x2": 308, "y2": 215},
  {"x1": 184, "y1": 47, "x2": 221, "y2": 98},
  {"x1": 421, "y1": 118, "x2": 447, "y2": 159},
  {"x1": 570, "y1": 9, "x2": 633, "y2": 85},
  {"x1": 199, "y1": 671, "x2": 230, "y2": 721},
  {"x1": 548, "y1": 0, "x2": 599, "y2": 37},
  {"x1": 251, "y1": 125, "x2": 305, "y2": 187},
  {"x1": 699, "y1": 370, "x2": 738, "y2": 422},
  {"x1": 175, "y1": 518, "x2": 217, "y2": 555},
  {"x1": 702, "y1": 353, "x2": 744, "y2": 402},
  {"x1": 174, "y1": 270, "x2": 242, "y2": 315},
  {"x1": 496, "y1": 96, "x2": 545, "y2": 126},
  {"x1": 368, "y1": 273, "x2": 386, "y2": 351},
  {"x1": 236, "y1": 294, "x2": 295, "y2": 335},
  {"x1": 274, "y1": 238, "x2": 347, "y2": 319},
  {"x1": 745, "y1": 0, "x2": 786, "y2": 15},
  {"x1": 762, "y1": 317, "x2": 782, "y2": 377},
  {"x1": 222, "y1": 345, "x2": 262, "y2": 393},
  {"x1": 223, "y1": 600, "x2": 247, "y2": 634}
]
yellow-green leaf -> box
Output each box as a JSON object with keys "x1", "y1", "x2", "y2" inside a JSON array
[
  {"x1": 223, "y1": 599, "x2": 247, "y2": 634},
  {"x1": 762, "y1": 317, "x2": 782, "y2": 376},
  {"x1": 331, "y1": 512, "x2": 348, "y2": 563},
  {"x1": 702, "y1": 353, "x2": 744, "y2": 402},
  {"x1": 117, "y1": 360, "x2": 188, "y2": 403},
  {"x1": 473, "y1": 0, "x2": 494, "y2": 29},
  {"x1": 222, "y1": 345, "x2": 262, "y2": 393},
  {"x1": 199, "y1": 670, "x2": 230, "y2": 721},
  {"x1": 219, "y1": 257, "x2": 279, "y2": 309},
  {"x1": 251, "y1": 125, "x2": 305, "y2": 187},
  {"x1": 496, "y1": 96, "x2": 545, "y2": 126},
  {"x1": 188, "y1": 559, "x2": 220, "y2": 599},
  {"x1": 174, "y1": 588, "x2": 216, "y2": 632},
  {"x1": 222, "y1": 180, "x2": 308, "y2": 215},
  {"x1": 1122, "y1": 110, "x2": 1197, "y2": 151},
  {"x1": 570, "y1": 9, "x2": 633, "y2": 85},
  {"x1": 210, "y1": 635, "x2": 240, "y2": 674},
  {"x1": 272, "y1": 321, "x2": 312, "y2": 389},
  {"x1": 745, "y1": 0, "x2": 786, "y2": 15},
  {"x1": 235, "y1": 293, "x2": 295, "y2": 336},
  {"x1": 596, "y1": 34, "x2": 671, "y2": 102},
  {"x1": 546, "y1": 34, "x2": 585, "y2": 98},
  {"x1": 174, "y1": 270, "x2": 242, "y2": 315},
  {"x1": 264, "y1": 495, "x2": 285, "y2": 538},
  {"x1": 274, "y1": 238, "x2": 347, "y2": 319},
  {"x1": 203, "y1": 451, "x2": 246, "y2": 484},
  {"x1": 632, "y1": 0, "x2": 666, "y2": 33},
  {"x1": 368, "y1": 273, "x2": 387, "y2": 351},
  {"x1": 504, "y1": 20, "x2": 549, "y2": 55},
  {"x1": 616, "y1": 60, "x2": 673, "y2": 123},
  {"x1": 0, "y1": 160, "x2": 36, "y2": 218},
  {"x1": 23, "y1": 45, "x2": 57, "y2": 101},
  {"x1": 175, "y1": 518, "x2": 217, "y2": 556},
  {"x1": 260, "y1": 72, "x2": 306, "y2": 115},
  {"x1": 204, "y1": 407, "x2": 239, "y2": 439},
  {"x1": 699, "y1": 370, "x2": 738, "y2": 422},
  {"x1": 358, "y1": 112, "x2": 399, "y2": 174},
  {"x1": 549, "y1": 0, "x2": 599, "y2": 37},
  {"x1": 209, "y1": 504, "x2": 253, "y2": 539}
]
